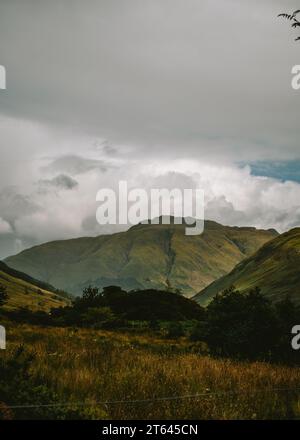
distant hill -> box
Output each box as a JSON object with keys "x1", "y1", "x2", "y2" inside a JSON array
[
  {"x1": 193, "y1": 228, "x2": 300, "y2": 306},
  {"x1": 5, "y1": 219, "x2": 278, "y2": 297},
  {"x1": 0, "y1": 261, "x2": 69, "y2": 311}
]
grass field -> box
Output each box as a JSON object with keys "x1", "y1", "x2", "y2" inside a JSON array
[{"x1": 2, "y1": 323, "x2": 300, "y2": 420}]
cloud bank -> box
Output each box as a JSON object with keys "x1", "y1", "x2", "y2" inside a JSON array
[{"x1": 0, "y1": 0, "x2": 299, "y2": 258}]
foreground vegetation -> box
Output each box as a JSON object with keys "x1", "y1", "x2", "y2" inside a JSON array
[
  {"x1": 1, "y1": 324, "x2": 300, "y2": 420},
  {"x1": 1, "y1": 285, "x2": 299, "y2": 420},
  {"x1": 5, "y1": 285, "x2": 299, "y2": 364}
]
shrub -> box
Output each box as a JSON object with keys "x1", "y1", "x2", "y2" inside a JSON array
[
  {"x1": 81, "y1": 307, "x2": 116, "y2": 328},
  {"x1": 189, "y1": 321, "x2": 207, "y2": 342},
  {"x1": 203, "y1": 286, "x2": 298, "y2": 362},
  {"x1": 0, "y1": 284, "x2": 8, "y2": 306},
  {"x1": 166, "y1": 322, "x2": 185, "y2": 339}
]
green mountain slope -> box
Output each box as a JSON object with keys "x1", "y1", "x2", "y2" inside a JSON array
[
  {"x1": 4, "y1": 220, "x2": 277, "y2": 296},
  {"x1": 193, "y1": 228, "x2": 300, "y2": 306},
  {"x1": 0, "y1": 261, "x2": 69, "y2": 311}
]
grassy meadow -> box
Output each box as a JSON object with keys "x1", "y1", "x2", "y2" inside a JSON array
[
  {"x1": 1, "y1": 322, "x2": 300, "y2": 420},
  {"x1": 0, "y1": 264, "x2": 69, "y2": 312}
]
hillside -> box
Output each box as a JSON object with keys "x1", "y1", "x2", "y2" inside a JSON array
[
  {"x1": 4, "y1": 219, "x2": 277, "y2": 297},
  {"x1": 193, "y1": 228, "x2": 300, "y2": 306},
  {"x1": 0, "y1": 261, "x2": 69, "y2": 311}
]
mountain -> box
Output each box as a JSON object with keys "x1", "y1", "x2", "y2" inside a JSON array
[
  {"x1": 0, "y1": 261, "x2": 69, "y2": 311},
  {"x1": 193, "y1": 228, "x2": 300, "y2": 306},
  {"x1": 4, "y1": 219, "x2": 278, "y2": 297}
]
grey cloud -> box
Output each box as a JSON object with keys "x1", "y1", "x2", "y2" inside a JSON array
[
  {"x1": 1, "y1": 0, "x2": 300, "y2": 258},
  {"x1": 274, "y1": 208, "x2": 300, "y2": 230},
  {"x1": 42, "y1": 155, "x2": 110, "y2": 176},
  {"x1": 0, "y1": 187, "x2": 42, "y2": 258},
  {"x1": 0, "y1": 187, "x2": 41, "y2": 226},
  {"x1": 38, "y1": 174, "x2": 78, "y2": 191},
  {"x1": 93, "y1": 140, "x2": 118, "y2": 156},
  {"x1": 206, "y1": 196, "x2": 247, "y2": 226},
  {"x1": 0, "y1": 235, "x2": 36, "y2": 260},
  {"x1": 149, "y1": 172, "x2": 197, "y2": 190},
  {"x1": 81, "y1": 215, "x2": 99, "y2": 235},
  {"x1": 0, "y1": 218, "x2": 13, "y2": 234},
  {"x1": 0, "y1": 0, "x2": 300, "y2": 162},
  {"x1": 81, "y1": 214, "x2": 113, "y2": 236}
]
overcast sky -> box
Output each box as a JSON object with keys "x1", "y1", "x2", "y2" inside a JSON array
[{"x1": 0, "y1": 0, "x2": 300, "y2": 258}]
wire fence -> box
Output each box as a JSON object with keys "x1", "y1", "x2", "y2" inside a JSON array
[{"x1": 4, "y1": 386, "x2": 300, "y2": 409}]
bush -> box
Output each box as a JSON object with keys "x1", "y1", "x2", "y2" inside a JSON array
[
  {"x1": 81, "y1": 307, "x2": 116, "y2": 328},
  {"x1": 203, "y1": 286, "x2": 300, "y2": 363},
  {"x1": 0, "y1": 284, "x2": 8, "y2": 307},
  {"x1": 189, "y1": 321, "x2": 207, "y2": 342},
  {"x1": 6, "y1": 307, "x2": 51, "y2": 326},
  {"x1": 166, "y1": 322, "x2": 185, "y2": 339}
]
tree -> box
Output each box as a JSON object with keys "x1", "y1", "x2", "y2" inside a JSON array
[
  {"x1": 82, "y1": 285, "x2": 101, "y2": 302},
  {"x1": 204, "y1": 286, "x2": 278, "y2": 360},
  {"x1": 0, "y1": 284, "x2": 8, "y2": 307},
  {"x1": 73, "y1": 285, "x2": 103, "y2": 311}
]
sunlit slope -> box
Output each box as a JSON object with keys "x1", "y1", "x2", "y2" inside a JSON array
[
  {"x1": 0, "y1": 262, "x2": 69, "y2": 311},
  {"x1": 194, "y1": 228, "x2": 300, "y2": 306}
]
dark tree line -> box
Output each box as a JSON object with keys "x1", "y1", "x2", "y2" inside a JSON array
[{"x1": 4, "y1": 283, "x2": 300, "y2": 364}]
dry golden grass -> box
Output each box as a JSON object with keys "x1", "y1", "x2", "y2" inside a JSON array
[
  {"x1": 4, "y1": 324, "x2": 300, "y2": 420},
  {"x1": 0, "y1": 269, "x2": 68, "y2": 312}
]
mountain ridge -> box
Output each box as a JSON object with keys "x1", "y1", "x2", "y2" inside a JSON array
[{"x1": 4, "y1": 219, "x2": 278, "y2": 296}]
